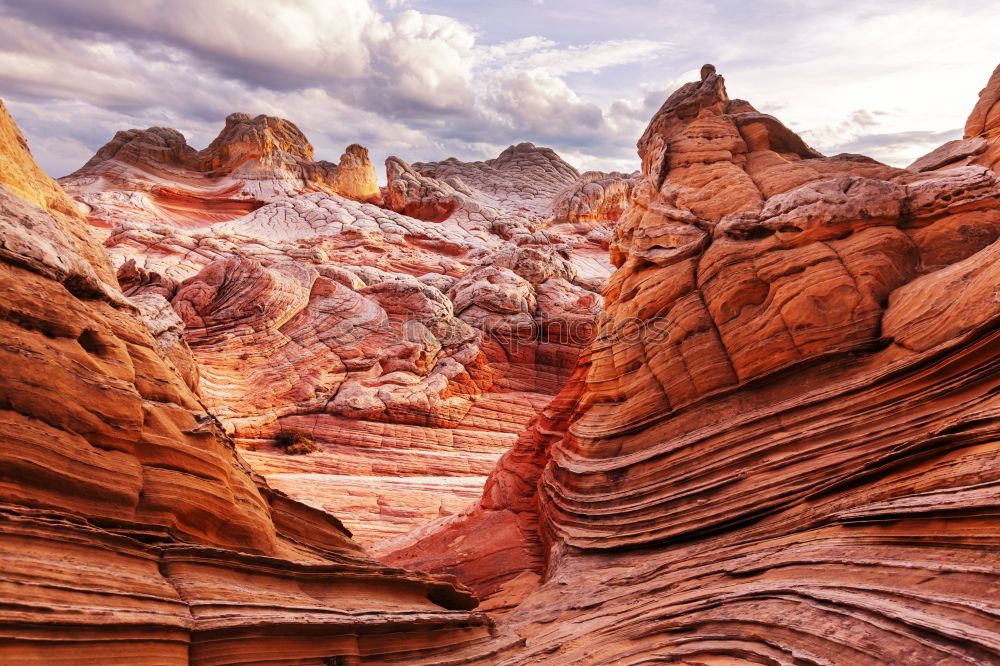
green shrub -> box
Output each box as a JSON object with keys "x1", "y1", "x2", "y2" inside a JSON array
[{"x1": 274, "y1": 428, "x2": 318, "y2": 455}]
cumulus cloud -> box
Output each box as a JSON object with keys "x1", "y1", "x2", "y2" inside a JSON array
[
  {"x1": 822, "y1": 129, "x2": 964, "y2": 167},
  {"x1": 0, "y1": 0, "x2": 995, "y2": 178},
  {"x1": 0, "y1": 0, "x2": 672, "y2": 176}
]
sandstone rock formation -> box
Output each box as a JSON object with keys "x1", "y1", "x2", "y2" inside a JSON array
[
  {"x1": 62, "y1": 112, "x2": 381, "y2": 234},
  {"x1": 908, "y1": 66, "x2": 1000, "y2": 174},
  {"x1": 551, "y1": 170, "x2": 637, "y2": 225},
  {"x1": 381, "y1": 64, "x2": 1000, "y2": 663},
  {"x1": 385, "y1": 143, "x2": 581, "y2": 224},
  {"x1": 61, "y1": 120, "x2": 613, "y2": 543},
  {"x1": 12, "y1": 54, "x2": 1000, "y2": 665},
  {"x1": 0, "y1": 100, "x2": 508, "y2": 664},
  {"x1": 547, "y1": 170, "x2": 636, "y2": 285},
  {"x1": 966, "y1": 64, "x2": 1000, "y2": 171}
]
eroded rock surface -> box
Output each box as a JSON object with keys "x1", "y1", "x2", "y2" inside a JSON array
[
  {"x1": 61, "y1": 112, "x2": 381, "y2": 234},
  {"x1": 0, "y1": 100, "x2": 507, "y2": 665},
  {"x1": 385, "y1": 142, "x2": 580, "y2": 224},
  {"x1": 62, "y1": 120, "x2": 613, "y2": 543},
  {"x1": 382, "y1": 64, "x2": 1000, "y2": 663},
  {"x1": 551, "y1": 170, "x2": 637, "y2": 224}
]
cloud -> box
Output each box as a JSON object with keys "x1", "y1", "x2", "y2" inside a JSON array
[
  {"x1": 821, "y1": 128, "x2": 963, "y2": 166},
  {"x1": 0, "y1": 0, "x2": 479, "y2": 110},
  {"x1": 0, "y1": 0, "x2": 996, "y2": 178},
  {"x1": 705, "y1": 0, "x2": 999, "y2": 161},
  {"x1": 800, "y1": 109, "x2": 888, "y2": 151},
  {"x1": 482, "y1": 39, "x2": 672, "y2": 76},
  {"x1": 0, "y1": 0, "x2": 675, "y2": 176}
]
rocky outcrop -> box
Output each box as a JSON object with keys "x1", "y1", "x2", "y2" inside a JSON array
[
  {"x1": 60, "y1": 113, "x2": 381, "y2": 233},
  {"x1": 550, "y1": 170, "x2": 637, "y2": 224},
  {"x1": 544, "y1": 170, "x2": 637, "y2": 284},
  {"x1": 383, "y1": 146, "x2": 613, "y2": 284},
  {"x1": 0, "y1": 100, "x2": 514, "y2": 664},
  {"x1": 382, "y1": 64, "x2": 1000, "y2": 663},
  {"x1": 967, "y1": 64, "x2": 1000, "y2": 171},
  {"x1": 62, "y1": 128, "x2": 613, "y2": 543},
  {"x1": 386, "y1": 142, "x2": 581, "y2": 224},
  {"x1": 384, "y1": 156, "x2": 462, "y2": 222},
  {"x1": 906, "y1": 64, "x2": 1000, "y2": 176}
]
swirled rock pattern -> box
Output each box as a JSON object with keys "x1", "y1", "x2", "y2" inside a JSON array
[
  {"x1": 551, "y1": 170, "x2": 637, "y2": 225},
  {"x1": 8, "y1": 55, "x2": 1000, "y2": 664},
  {"x1": 382, "y1": 146, "x2": 615, "y2": 284},
  {"x1": 382, "y1": 64, "x2": 1000, "y2": 663},
  {"x1": 0, "y1": 100, "x2": 508, "y2": 665},
  {"x1": 386, "y1": 142, "x2": 580, "y2": 223},
  {"x1": 61, "y1": 119, "x2": 613, "y2": 543},
  {"x1": 61, "y1": 112, "x2": 381, "y2": 235},
  {"x1": 546, "y1": 170, "x2": 637, "y2": 286}
]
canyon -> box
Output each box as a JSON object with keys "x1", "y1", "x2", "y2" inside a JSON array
[
  {"x1": 0, "y1": 61, "x2": 999, "y2": 664},
  {"x1": 60, "y1": 116, "x2": 622, "y2": 544}
]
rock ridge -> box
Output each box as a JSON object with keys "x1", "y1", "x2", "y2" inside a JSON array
[{"x1": 382, "y1": 63, "x2": 1000, "y2": 664}]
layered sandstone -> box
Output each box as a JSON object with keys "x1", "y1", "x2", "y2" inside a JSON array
[
  {"x1": 966, "y1": 64, "x2": 1000, "y2": 171},
  {"x1": 551, "y1": 170, "x2": 637, "y2": 225},
  {"x1": 62, "y1": 112, "x2": 381, "y2": 234},
  {"x1": 382, "y1": 64, "x2": 1000, "y2": 663},
  {"x1": 385, "y1": 142, "x2": 580, "y2": 223},
  {"x1": 62, "y1": 121, "x2": 613, "y2": 543},
  {"x1": 0, "y1": 100, "x2": 516, "y2": 664}
]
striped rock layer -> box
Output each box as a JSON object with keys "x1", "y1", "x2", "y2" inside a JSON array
[
  {"x1": 0, "y1": 100, "x2": 514, "y2": 665},
  {"x1": 59, "y1": 119, "x2": 622, "y2": 544},
  {"x1": 381, "y1": 64, "x2": 1000, "y2": 663}
]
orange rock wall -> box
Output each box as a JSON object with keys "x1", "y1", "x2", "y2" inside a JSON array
[
  {"x1": 384, "y1": 64, "x2": 1000, "y2": 664},
  {"x1": 0, "y1": 100, "x2": 501, "y2": 665}
]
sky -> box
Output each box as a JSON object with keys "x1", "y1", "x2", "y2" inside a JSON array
[{"x1": 0, "y1": 0, "x2": 997, "y2": 179}]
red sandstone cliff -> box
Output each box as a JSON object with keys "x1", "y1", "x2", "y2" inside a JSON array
[
  {"x1": 0, "y1": 100, "x2": 511, "y2": 664},
  {"x1": 380, "y1": 64, "x2": 1000, "y2": 663}
]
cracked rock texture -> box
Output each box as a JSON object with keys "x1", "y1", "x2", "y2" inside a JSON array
[
  {"x1": 380, "y1": 64, "x2": 1000, "y2": 663},
  {"x1": 61, "y1": 117, "x2": 619, "y2": 544},
  {"x1": 551, "y1": 170, "x2": 637, "y2": 225},
  {"x1": 0, "y1": 100, "x2": 507, "y2": 665}
]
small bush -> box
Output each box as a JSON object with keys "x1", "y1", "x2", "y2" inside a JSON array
[{"x1": 274, "y1": 428, "x2": 318, "y2": 455}]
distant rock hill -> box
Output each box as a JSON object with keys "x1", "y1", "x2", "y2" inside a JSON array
[{"x1": 63, "y1": 112, "x2": 382, "y2": 231}]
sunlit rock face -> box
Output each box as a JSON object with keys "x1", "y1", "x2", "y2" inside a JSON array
[
  {"x1": 551, "y1": 170, "x2": 637, "y2": 225},
  {"x1": 0, "y1": 100, "x2": 503, "y2": 665},
  {"x1": 382, "y1": 64, "x2": 1000, "y2": 663},
  {"x1": 62, "y1": 113, "x2": 383, "y2": 238},
  {"x1": 966, "y1": 64, "x2": 1000, "y2": 172},
  {"x1": 60, "y1": 116, "x2": 622, "y2": 543}
]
